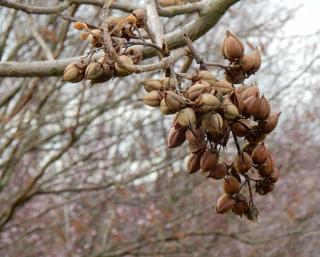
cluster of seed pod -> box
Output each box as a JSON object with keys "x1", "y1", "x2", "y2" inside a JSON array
[
  {"x1": 141, "y1": 31, "x2": 280, "y2": 221},
  {"x1": 62, "y1": 9, "x2": 146, "y2": 85}
]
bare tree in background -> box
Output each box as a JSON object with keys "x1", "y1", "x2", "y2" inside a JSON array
[{"x1": 0, "y1": 0, "x2": 320, "y2": 257}]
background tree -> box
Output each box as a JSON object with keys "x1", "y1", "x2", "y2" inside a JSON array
[{"x1": 0, "y1": 0, "x2": 320, "y2": 257}]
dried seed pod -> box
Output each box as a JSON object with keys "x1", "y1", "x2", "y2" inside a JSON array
[
  {"x1": 132, "y1": 9, "x2": 146, "y2": 27},
  {"x1": 187, "y1": 153, "x2": 201, "y2": 173},
  {"x1": 162, "y1": 77, "x2": 178, "y2": 91},
  {"x1": 216, "y1": 194, "x2": 235, "y2": 214},
  {"x1": 234, "y1": 152, "x2": 253, "y2": 173},
  {"x1": 221, "y1": 31, "x2": 244, "y2": 61},
  {"x1": 187, "y1": 82, "x2": 210, "y2": 100},
  {"x1": 223, "y1": 102, "x2": 239, "y2": 120},
  {"x1": 142, "y1": 91, "x2": 162, "y2": 107},
  {"x1": 225, "y1": 69, "x2": 246, "y2": 84},
  {"x1": 212, "y1": 80, "x2": 234, "y2": 95},
  {"x1": 251, "y1": 48, "x2": 262, "y2": 73},
  {"x1": 63, "y1": 61, "x2": 86, "y2": 83},
  {"x1": 85, "y1": 62, "x2": 104, "y2": 80},
  {"x1": 142, "y1": 79, "x2": 162, "y2": 92},
  {"x1": 243, "y1": 93, "x2": 260, "y2": 117},
  {"x1": 240, "y1": 54, "x2": 255, "y2": 72},
  {"x1": 193, "y1": 70, "x2": 217, "y2": 84},
  {"x1": 241, "y1": 84, "x2": 260, "y2": 100},
  {"x1": 167, "y1": 126, "x2": 186, "y2": 148},
  {"x1": 251, "y1": 142, "x2": 268, "y2": 165},
  {"x1": 242, "y1": 142, "x2": 258, "y2": 155},
  {"x1": 107, "y1": 16, "x2": 122, "y2": 37},
  {"x1": 73, "y1": 21, "x2": 88, "y2": 30},
  {"x1": 254, "y1": 95, "x2": 271, "y2": 120},
  {"x1": 198, "y1": 94, "x2": 221, "y2": 112},
  {"x1": 232, "y1": 196, "x2": 249, "y2": 216},
  {"x1": 230, "y1": 91, "x2": 244, "y2": 113},
  {"x1": 269, "y1": 168, "x2": 280, "y2": 183},
  {"x1": 200, "y1": 151, "x2": 219, "y2": 172},
  {"x1": 164, "y1": 91, "x2": 184, "y2": 112},
  {"x1": 223, "y1": 176, "x2": 240, "y2": 195},
  {"x1": 87, "y1": 29, "x2": 102, "y2": 47},
  {"x1": 177, "y1": 108, "x2": 197, "y2": 128},
  {"x1": 256, "y1": 181, "x2": 275, "y2": 195},
  {"x1": 257, "y1": 152, "x2": 275, "y2": 177},
  {"x1": 185, "y1": 127, "x2": 206, "y2": 142},
  {"x1": 90, "y1": 56, "x2": 114, "y2": 83},
  {"x1": 188, "y1": 140, "x2": 206, "y2": 154},
  {"x1": 125, "y1": 47, "x2": 142, "y2": 64},
  {"x1": 207, "y1": 163, "x2": 227, "y2": 180},
  {"x1": 202, "y1": 112, "x2": 223, "y2": 135},
  {"x1": 259, "y1": 112, "x2": 281, "y2": 133},
  {"x1": 160, "y1": 98, "x2": 174, "y2": 115},
  {"x1": 115, "y1": 55, "x2": 134, "y2": 77},
  {"x1": 232, "y1": 119, "x2": 251, "y2": 137}
]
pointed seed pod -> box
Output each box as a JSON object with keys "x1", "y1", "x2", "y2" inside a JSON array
[
  {"x1": 242, "y1": 142, "x2": 258, "y2": 155},
  {"x1": 232, "y1": 119, "x2": 251, "y2": 137},
  {"x1": 142, "y1": 91, "x2": 162, "y2": 107},
  {"x1": 85, "y1": 62, "x2": 104, "y2": 80},
  {"x1": 202, "y1": 112, "x2": 223, "y2": 135},
  {"x1": 269, "y1": 168, "x2": 280, "y2": 183},
  {"x1": 234, "y1": 152, "x2": 253, "y2": 173},
  {"x1": 187, "y1": 153, "x2": 201, "y2": 173},
  {"x1": 241, "y1": 84, "x2": 260, "y2": 100},
  {"x1": 200, "y1": 151, "x2": 219, "y2": 172},
  {"x1": 187, "y1": 82, "x2": 210, "y2": 100},
  {"x1": 216, "y1": 194, "x2": 235, "y2": 214},
  {"x1": 251, "y1": 142, "x2": 268, "y2": 165},
  {"x1": 254, "y1": 95, "x2": 271, "y2": 120},
  {"x1": 132, "y1": 9, "x2": 146, "y2": 27},
  {"x1": 230, "y1": 91, "x2": 244, "y2": 113},
  {"x1": 232, "y1": 197, "x2": 249, "y2": 216},
  {"x1": 162, "y1": 77, "x2": 178, "y2": 91},
  {"x1": 251, "y1": 48, "x2": 262, "y2": 72},
  {"x1": 240, "y1": 54, "x2": 255, "y2": 72},
  {"x1": 207, "y1": 163, "x2": 227, "y2": 180},
  {"x1": 142, "y1": 79, "x2": 162, "y2": 92},
  {"x1": 167, "y1": 126, "x2": 186, "y2": 148},
  {"x1": 198, "y1": 94, "x2": 221, "y2": 112},
  {"x1": 223, "y1": 102, "x2": 239, "y2": 120},
  {"x1": 225, "y1": 69, "x2": 246, "y2": 84},
  {"x1": 177, "y1": 108, "x2": 196, "y2": 128},
  {"x1": 164, "y1": 91, "x2": 184, "y2": 112},
  {"x1": 212, "y1": 80, "x2": 234, "y2": 95},
  {"x1": 257, "y1": 152, "x2": 275, "y2": 177},
  {"x1": 259, "y1": 112, "x2": 281, "y2": 133},
  {"x1": 194, "y1": 70, "x2": 217, "y2": 83},
  {"x1": 222, "y1": 31, "x2": 244, "y2": 61},
  {"x1": 160, "y1": 98, "x2": 174, "y2": 115},
  {"x1": 243, "y1": 93, "x2": 260, "y2": 117},
  {"x1": 87, "y1": 29, "x2": 102, "y2": 47},
  {"x1": 185, "y1": 127, "x2": 206, "y2": 142},
  {"x1": 223, "y1": 176, "x2": 240, "y2": 195},
  {"x1": 115, "y1": 55, "x2": 134, "y2": 77},
  {"x1": 188, "y1": 140, "x2": 206, "y2": 154},
  {"x1": 63, "y1": 62, "x2": 86, "y2": 83}
]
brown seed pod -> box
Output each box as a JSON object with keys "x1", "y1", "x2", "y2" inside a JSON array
[
  {"x1": 243, "y1": 93, "x2": 260, "y2": 117},
  {"x1": 87, "y1": 29, "x2": 102, "y2": 47},
  {"x1": 256, "y1": 181, "x2": 275, "y2": 195},
  {"x1": 259, "y1": 112, "x2": 281, "y2": 133},
  {"x1": 164, "y1": 91, "x2": 184, "y2": 112},
  {"x1": 254, "y1": 95, "x2": 271, "y2": 120},
  {"x1": 269, "y1": 168, "x2": 280, "y2": 183},
  {"x1": 188, "y1": 140, "x2": 206, "y2": 154},
  {"x1": 241, "y1": 84, "x2": 260, "y2": 100},
  {"x1": 162, "y1": 77, "x2": 178, "y2": 91},
  {"x1": 115, "y1": 55, "x2": 134, "y2": 77},
  {"x1": 197, "y1": 94, "x2": 221, "y2": 112},
  {"x1": 187, "y1": 153, "x2": 201, "y2": 173},
  {"x1": 223, "y1": 176, "x2": 240, "y2": 195},
  {"x1": 240, "y1": 54, "x2": 255, "y2": 72},
  {"x1": 251, "y1": 142, "x2": 268, "y2": 165},
  {"x1": 221, "y1": 31, "x2": 244, "y2": 61},
  {"x1": 212, "y1": 80, "x2": 234, "y2": 95},
  {"x1": 125, "y1": 47, "x2": 142, "y2": 64},
  {"x1": 216, "y1": 194, "x2": 235, "y2": 214},
  {"x1": 232, "y1": 196, "x2": 249, "y2": 216},
  {"x1": 90, "y1": 56, "x2": 114, "y2": 83},
  {"x1": 107, "y1": 16, "x2": 122, "y2": 37},
  {"x1": 142, "y1": 91, "x2": 162, "y2": 107},
  {"x1": 207, "y1": 163, "x2": 227, "y2": 180},
  {"x1": 223, "y1": 102, "x2": 240, "y2": 120},
  {"x1": 230, "y1": 91, "x2": 244, "y2": 113},
  {"x1": 232, "y1": 119, "x2": 251, "y2": 137},
  {"x1": 242, "y1": 142, "x2": 258, "y2": 155},
  {"x1": 202, "y1": 112, "x2": 223, "y2": 135},
  {"x1": 167, "y1": 126, "x2": 186, "y2": 148},
  {"x1": 187, "y1": 82, "x2": 211, "y2": 100},
  {"x1": 63, "y1": 61, "x2": 86, "y2": 83},
  {"x1": 200, "y1": 151, "x2": 219, "y2": 172},
  {"x1": 176, "y1": 108, "x2": 197, "y2": 128},
  {"x1": 185, "y1": 127, "x2": 206, "y2": 142},
  {"x1": 234, "y1": 152, "x2": 253, "y2": 173},
  {"x1": 132, "y1": 9, "x2": 146, "y2": 27},
  {"x1": 257, "y1": 152, "x2": 275, "y2": 177},
  {"x1": 251, "y1": 48, "x2": 262, "y2": 73},
  {"x1": 160, "y1": 98, "x2": 175, "y2": 115},
  {"x1": 85, "y1": 62, "x2": 104, "y2": 80},
  {"x1": 142, "y1": 79, "x2": 162, "y2": 92},
  {"x1": 193, "y1": 70, "x2": 217, "y2": 84}
]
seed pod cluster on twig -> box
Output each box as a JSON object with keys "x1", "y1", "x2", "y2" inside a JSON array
[{"x1": 140, "y1": 32, "x2": 281, "y2": 222}]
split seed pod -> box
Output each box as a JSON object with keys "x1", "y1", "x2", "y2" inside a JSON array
[
  {"x1": 63, "y1": 61, "x2": 86, "y2": 83},
  {"x1": 223, "y1": 102, "x2": 240, "y2": 120},
  {"x1": 242, "y1": 142, "x2": 258, "y2": 155},
  {"x1": 176, "y1": 108, "x2": 197, "y2": 128},
  {"x1": 232, "y1": 197, "x2": 249, "y2": 216},
  {"x1": 162, "y1": 77, "x2": 178, "y2": 91},
  {"x1": 142, "y1": 79, "x2": 162, "y2": 92},
  {"x1": 221, "y1": 31, "x2": 244, "y2": 61},
  {"x1": 87, "y1": 29, "x2": 102, "y2": 47},
  {"x1": 241, "y1": 84, "x2": 260, "y2": 100},
  {"x1": 259, "y1": 112, "x2": 281, "y2": 133},
  {"x1": 251, "y1": 142, "x2": 268, "y2": 165},
  {"x1": 198, "y1": 94, "x2": 221, "y2": 112},
  {"x1": 160, "y1": 98, "x2": 174, "y2": 115},
  {"x1": 167, "y1": 126, "x2": 186, "y2": 148},
  {"x1": 185, "y1": 127, "x2": 206, "y2": 143},
  {"x1": 200, "y1": 151, "x2": 219, "y2": 172},
  {"x1": 85, "y1": 62, "x2": 104, "y2": 80},
  {"x1": 216, "y1": 194, "x2": 235, "y2": 214},
  {"x1": 254, "y1": 95, "x2": 271, "y2": 120},
  {"x1": 223, "y1": 176, "x2": 240, "y2": 195},
  {"x1": 187, "y1": 153, "x2": 201, "y2": 173},
  {"x1": 164, "y1": 91, "x2": 184, "y2": 112},
  {"x1": 257, "y1": 152, "x2": 275, "y2": 177},
  {"x1": 187, "y1": 82, "x2": 210, "y2": 100},
  {"x1": 115, "y1": 55, "x2": 134, "y2": 77},
  {"x1": 225, "y1": 69, "x2": 246, "y2": 84},
  {"x1": 202, "y1": 112, "x2": 223, "y2": 135},
  {"x1": 142, "y1": 91, "x2": 162, "y2": 107},
  {"x1": 232, "y1": 119, "x2": 251, "y2": 137},
  {"x1": 243, "y1": 93, "x2": 260, "y2": 117},
  {"x1": 230, "y1": 91, "x2": 244, "y2": 113},
  {"x1": 212, "y1": 80, "x2": 234, "y2": 95},
  {"x1": 207, "y1": 163, "x2": 227, "y2": 180},
  {"x1": 234, "y1": 152, "x2": 253, "y2": 173}
]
